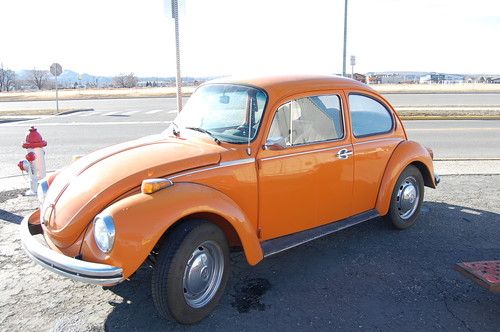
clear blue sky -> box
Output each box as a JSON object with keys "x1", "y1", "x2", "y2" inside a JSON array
[{"x1": 2, "y1": 0, "x2": 499, "y2": 76}]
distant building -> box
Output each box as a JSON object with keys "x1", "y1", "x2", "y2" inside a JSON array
[
  {"x1": 352, "y1": 73, "x2": 366, "y2": 83},
  {"x1": 370, "y1": 73, "x2": 419, "y2": 84},
  {"x1": 491, "y1": 77, "x2": 500, "y2": 84},
  {"x1": 420, "y1": 73, "x2": 445, "y2": 84},
  {"x1": 443, "y1": 74, "x2": 464, "y2": 84}
]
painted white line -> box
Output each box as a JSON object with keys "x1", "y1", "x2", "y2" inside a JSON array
[
  {"x1": 167, "y1": 110, "x2": 178, "y2": 114},
  {"x1": 4, "y1": 121, "x2": 171, "y2": 127},
  {"x1": 78, "y1": 111, "x2": 100, "y2": 117},
  {"x1": 407, "y1": 127, "x2": 500, "y2": 132},
  {"x1": 102, "y1": 111, "x2": 118, "y2": 116},
  {"x1": 146, "y1": 109, "x2": 163, "y2": 114},
  {"x1": 123, "y1": 110, "x2": 140, "y2": 115}
]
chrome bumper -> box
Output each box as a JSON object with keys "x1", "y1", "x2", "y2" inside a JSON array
[{"x1": 20, "y1": 211, "x2": 124, "y2": 285}]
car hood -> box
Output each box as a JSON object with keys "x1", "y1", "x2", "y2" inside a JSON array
[{"x1": 42, "y1": 135, "x2": 222, "y2": 247}]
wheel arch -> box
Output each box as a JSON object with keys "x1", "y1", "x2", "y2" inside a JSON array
[
  {"x1": 375, "y1": 140, "x2": 436, "y2": 216},
  {"x1": 156, "y1": 211, "x2": 243, "y2": 251},
  {"x1": 410, "y1": 160, "x2": 435, "y2": 188},
  {"x1": 88, "y1": 182, "x2": 264, "y2": 278}
]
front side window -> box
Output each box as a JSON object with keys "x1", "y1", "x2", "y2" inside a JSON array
[
  {"x1": 268, "y1": 95, "x2": 343, "y2": 146},
  {"x1": 173, "y1": 84, "x2": 267, "y2": 143},
  {"x1": 349, "y1": 94, "x2": 393, "y2": 137}
]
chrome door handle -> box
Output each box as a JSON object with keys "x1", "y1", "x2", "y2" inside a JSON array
[{"x1": 336, "y1": 148, "x2": 353, "y2": 159}]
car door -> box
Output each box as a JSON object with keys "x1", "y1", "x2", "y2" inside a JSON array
[
  {"x1": 348, "y1": 92, "x2": 405, "y2": 214},
  {"x1": 257, "y1": 92, "x2": 353, "y2": 240}
]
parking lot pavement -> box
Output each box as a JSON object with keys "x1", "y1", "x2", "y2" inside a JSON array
[{"x1": 1, "y1": 175, "x2": 499, "y2": 331}]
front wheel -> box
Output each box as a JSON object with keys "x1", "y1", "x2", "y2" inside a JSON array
[
  {"x1": 386, "y1": 165, "x2": 424, "y2": 229},
  {"x1": 151, "y1": 221, "x2": 230, "y2": 324}
]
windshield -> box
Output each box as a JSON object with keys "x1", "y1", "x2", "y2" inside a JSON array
[{"x1": 172, "y1": 84, "x2": 267, "y2": 143}]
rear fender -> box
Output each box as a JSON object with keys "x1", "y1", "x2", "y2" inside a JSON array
[
  {"x1": 80, "y1": 182, "x2": 263, "y2": 278},
  {"x1": 375, "y1": 140, "x2": 436, "y2": 216}
]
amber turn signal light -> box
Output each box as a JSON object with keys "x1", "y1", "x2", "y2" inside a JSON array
[{"x1": 141, "y1": 178, "x2": 173, "y2": 194}]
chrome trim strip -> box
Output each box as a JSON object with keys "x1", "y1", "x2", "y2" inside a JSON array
[
  {"x1": 20, "y1": 212, "x2": 124, "y2": 285},
  {"x1": 353, "y1": 137, "x2": 402, "y2": 146},
  {"x1": 218, "y1": 158, "x2": 255, "y2": 167},
  {"x1": 170, "y1": 158, "x2": 256, "y2": 179},
  {"x1": 260, "y1": 144, "x2": 351, "y2": 161}
]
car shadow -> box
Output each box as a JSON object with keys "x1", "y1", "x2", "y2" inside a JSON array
[{"x1": 103, "y1": 201, "x2": 500, "y2": 330}]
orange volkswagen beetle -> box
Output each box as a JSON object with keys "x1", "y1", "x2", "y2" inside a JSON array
[{"x1": 21, "y1": 75, "x2": 439, "y2": 324}]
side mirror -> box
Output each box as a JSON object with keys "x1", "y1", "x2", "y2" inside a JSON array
[{"x1": 263, "y1": 137, "x2": 286, "y2": 150}]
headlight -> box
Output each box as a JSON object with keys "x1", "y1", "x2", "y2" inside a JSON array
[
  {"x1": 93, "y1": 214, "x2": 116, "y2": 253},
  {"x1": 37, "y1": 178, "x2": 49, "y2": 204}
]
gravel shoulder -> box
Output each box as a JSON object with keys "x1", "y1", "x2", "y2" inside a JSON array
[{"x1": 1, "y1": 175, "x2": 499, "y2": 331}]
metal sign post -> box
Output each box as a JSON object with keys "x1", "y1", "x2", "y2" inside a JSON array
[
  {"x1": 171, "y1": 0, "x2": 183, "y2": 113},
  {"x1": 350, "y1": 55, "x2": 356, "y2": 78},
  {"x1": 50, "y1": 63, "x2": 62, "y2": 113},
  {"x1": 342, "y1": 0, "x2": 348, "y2": 77}
]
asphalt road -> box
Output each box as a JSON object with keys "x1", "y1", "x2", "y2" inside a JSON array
[
  {"x1": 384, "y1": 93, "x2": 500, "y2": 107},
  {"x1": 0, "y1": 106, "x2": 499, "y2": 178},
  {"x1": 1, "y1": 175, "x2": 499, "y2": 331},
  {"x1": 2, "y1": 93, "x2": 500, "y2": 112}
]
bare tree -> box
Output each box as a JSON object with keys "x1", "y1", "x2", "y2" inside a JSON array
[
  {"x1": 0, "y1": 63, "x2": 17, "y2": 92},
  {"x1": 30, "y1": 68, "x2": 49, "y2": 90},
  {"x1": 113, "y1": 72, "x2": 138, "y2": 88}
]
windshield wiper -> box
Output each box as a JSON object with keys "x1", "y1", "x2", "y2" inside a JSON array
[
  {"x1": 185, "y1": 127, "x2": 221, "y2": 144},
  {"x1": 172, "y1": 122, "x2": 180, "y2": 137}
]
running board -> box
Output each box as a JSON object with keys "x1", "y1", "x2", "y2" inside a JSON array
[{"x1": 262, "y1": 210, "x2": 380, "y2": 257}]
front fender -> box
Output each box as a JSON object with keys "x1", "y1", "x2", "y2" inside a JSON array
[
  {"x1": 375, "y1": 140, "x2": 436, "y2": 216},
  {"x1": 80, "y1": 182, "x2": 263, "y2": 278}
]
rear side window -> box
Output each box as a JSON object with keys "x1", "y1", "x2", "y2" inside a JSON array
[
  {"x1": 349, "y1": 94, "x2": 393, "y2": 137},
  {"x1": 268, "y1": 94, "x2": 343, "y2": 146}
]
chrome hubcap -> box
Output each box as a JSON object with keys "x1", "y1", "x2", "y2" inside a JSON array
[
  {"x1": 396, "y1": 176, "x2": 420, "y2": 220},
  {"x1": 183, "y1": 240, "x2": 224, "y2": 308}
]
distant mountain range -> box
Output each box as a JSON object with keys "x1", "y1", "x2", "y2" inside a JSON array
[
  {"x1": 15, "y1": 69, "x2": 498, "y2": 85},
  {"x1": 15, "y1": 69, "x2": 217, "y2": 85}
]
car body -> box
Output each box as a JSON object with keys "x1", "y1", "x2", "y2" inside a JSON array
[{"x1": 21, "y1": 75, "x2": 438, "y2": 324}]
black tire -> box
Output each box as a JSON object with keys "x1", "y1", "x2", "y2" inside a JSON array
[
  {"x1": 386, "y1": 165, "x2": 424, "y2": 230},
  {"x1": 151, "y1": 220, "x2": 230, "y2": 324}
]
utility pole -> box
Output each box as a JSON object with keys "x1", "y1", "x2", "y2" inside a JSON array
[
  {"x1": 172, "y1": 0, "x2": 183, "y2": 112},
  {"x1": 342, "y1": 0, "x2": 348, "y2": 77}
]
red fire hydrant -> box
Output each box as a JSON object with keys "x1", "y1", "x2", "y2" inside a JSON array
[{"x1": 18, "y1": 126, "x2": 47, "y2": 195}]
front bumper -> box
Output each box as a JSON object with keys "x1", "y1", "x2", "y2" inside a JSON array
[{"x1": 20, "y1": 211, "x2": 124, "y2": 285}]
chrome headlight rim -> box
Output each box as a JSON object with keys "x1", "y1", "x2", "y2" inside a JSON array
[
  {"x1": 37, "y1": 178, "x2": 49, "y2": 204},
  {"x1": 93, "y1": 214, "x2": 116, "y2": 254}
]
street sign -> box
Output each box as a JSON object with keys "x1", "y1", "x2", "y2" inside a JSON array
[
  {"x1": 50, "y1": 63, "x2": 62, "y2": 113},
  {"x1": 50, "y1": 63, "x2": 62, "y2": 77},
  {"x1": 350, "y1": 56, "x2": 356, "y2": 66}
]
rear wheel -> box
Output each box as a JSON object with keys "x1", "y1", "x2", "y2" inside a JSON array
[
  {"x1": 151, "y1": 221, "x2": 230, "y2": 324},
  {"x1": 386, "y1": 165, "x2": 424, "y2": 229}
]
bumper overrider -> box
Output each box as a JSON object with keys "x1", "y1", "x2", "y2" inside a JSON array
[{"x1": 20, "y1": 211, "x2": 124, "y2": 285}]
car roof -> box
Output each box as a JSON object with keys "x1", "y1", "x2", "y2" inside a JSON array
[{"x1": 206, "y1": 74, "x2": 374, "y2": 96}]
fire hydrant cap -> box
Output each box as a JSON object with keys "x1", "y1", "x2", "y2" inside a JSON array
[{"x1": 22, "y1": 126, "x2": 47, "y2": 148}]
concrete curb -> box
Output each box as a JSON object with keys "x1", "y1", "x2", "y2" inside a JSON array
[{"x1": 57, "y1": 108, "x2": 94, "y2": 116}]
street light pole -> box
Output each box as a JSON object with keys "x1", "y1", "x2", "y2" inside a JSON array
[
  {"x1": 342, "y1": 0, "x2": 348, "y2": 77},
  {"x1": 172, "y1": 0, "x2": 183, "y2": 112}
]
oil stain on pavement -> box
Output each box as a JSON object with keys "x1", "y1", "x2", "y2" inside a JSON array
[{"x1": 231, "y1": 278, "x2": 271, "y2": 313}]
